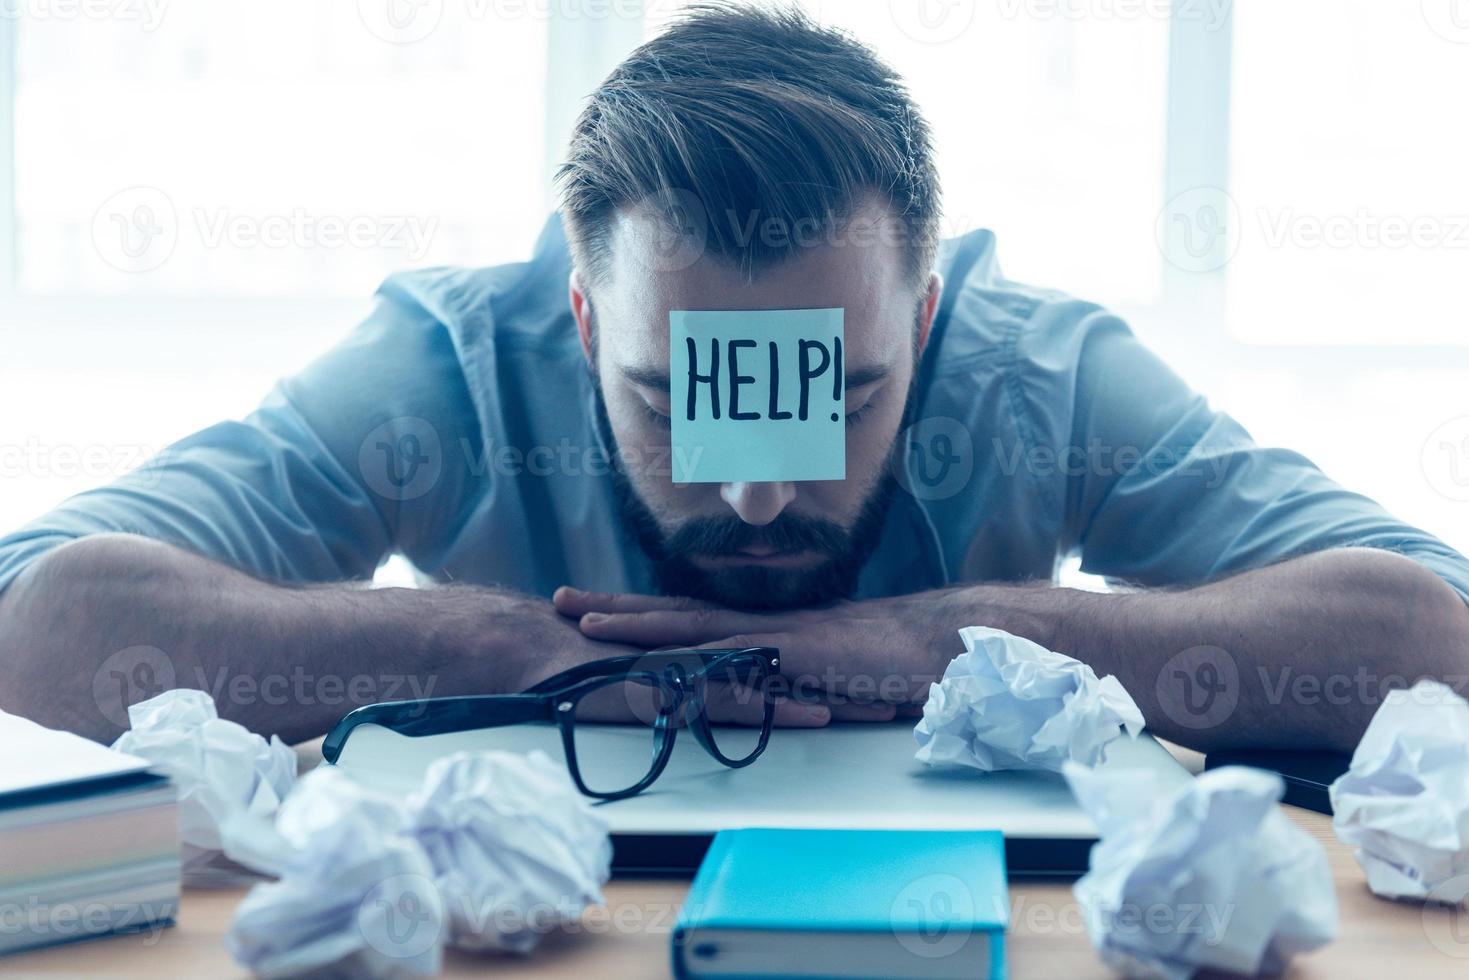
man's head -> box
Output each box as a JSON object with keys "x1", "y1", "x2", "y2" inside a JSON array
[{"x1": 557, "y1": 3, "x2": 943, "y2": 610}]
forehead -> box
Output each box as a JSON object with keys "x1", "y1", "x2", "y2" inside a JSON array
[{"x1": 595, "y1": 204, "x2": 915, "y2": 374}]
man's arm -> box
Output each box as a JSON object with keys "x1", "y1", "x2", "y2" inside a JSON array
[
  {"x1": 0, "y1": 533, "x2": 584, "y2": 744},
  {"x1": 932, "y1": 547, "x2": 1469, "y2": 753},
  {"x1": 0, "y1": 534, "x2": 849, "y2": 744},
  {"x1": 557, "y1": 548, "x2": 1469, "y2": 754}
]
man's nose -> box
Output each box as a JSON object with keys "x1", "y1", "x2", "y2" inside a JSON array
[{"x1": 719, "y1": 482, "x2": 797, "y2": 526}]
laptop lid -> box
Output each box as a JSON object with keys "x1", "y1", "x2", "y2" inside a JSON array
[{"x1": 331, "y1": 719, "x2": 1189, "y2": 876}]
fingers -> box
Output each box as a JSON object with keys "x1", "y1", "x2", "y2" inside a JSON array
[
  {"x1": 553, "y1": 587, "x2": 716, "y2": 618},
  {"x1": 578, "y1": 608, "x2": 779, "y2": 647},
  {"x1": 827, "y1": 701, "x2": 898, "y2": 723},
  {"x1": 696, "y1": 677, "x2": 829, "y2": 727},
  {"x1": 771, "y1": 697, "x2": 831, "y2": 728}
]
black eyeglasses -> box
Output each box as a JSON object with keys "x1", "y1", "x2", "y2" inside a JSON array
[{"x1": 321, "y1": 647, "x2": 780, "y2": 800}]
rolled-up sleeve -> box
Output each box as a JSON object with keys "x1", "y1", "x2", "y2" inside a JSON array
[
  {"x1": 0, "y1": 297, "x2": 484, "y2": 594},
  {"x1": 1055, "y1": 314, "x2": 1469, "y2": 604}
]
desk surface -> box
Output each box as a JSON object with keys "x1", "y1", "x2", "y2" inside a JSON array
[{"x1": 8, "y1": 744, "x2": 1469, "y2": 978}]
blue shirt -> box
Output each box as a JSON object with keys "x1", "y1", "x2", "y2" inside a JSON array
[{"x1": 3, "y1": 216, "x2": 1467, "y2": 606}]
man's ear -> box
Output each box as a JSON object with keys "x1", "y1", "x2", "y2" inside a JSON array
[
  {"x1": 568, "y1": 269, "x2": 594, "y2": 365},
  {"x1": 917, "y1": 272, "x2": 942, "y2": 356}
]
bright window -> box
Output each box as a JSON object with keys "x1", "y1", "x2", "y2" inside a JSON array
[
  {"x1": 1228, "y1": 1, "x2": 1469, "y2": 346},
  {"x1": 15, "y1": 1, "x2": 549, "y2": 297}
]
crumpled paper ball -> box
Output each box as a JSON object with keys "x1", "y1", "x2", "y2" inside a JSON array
[
  {"x1": 914, "y1": 626, "x2": 1145, "y2": 772},
  {"x1": 111, "y1": 688, "x2": 296, "y2": 885},
  {"x1": 1330, "y1": 679, "x2": 1469, "y2": 902},
  {"x1": 224, "y1": 750, "x2": 614, "y2": 976},
  {"x1": 404, "y1": 750, "x2": 613, "y2": 953},
  {"x1": 225, "y1": 768, "x2": 445, "y2": 979},
  {"x1": 1064, "y1": 762, "x2": 1337, "y2": 980}
]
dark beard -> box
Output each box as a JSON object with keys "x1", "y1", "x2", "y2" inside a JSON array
[{"x1": 592, "y1": 388, "x2": 899, "y2": 612}]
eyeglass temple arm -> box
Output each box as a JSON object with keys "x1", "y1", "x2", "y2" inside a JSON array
[{"x1": 321, "y1": 694, "x2": 552, "y2": 764}]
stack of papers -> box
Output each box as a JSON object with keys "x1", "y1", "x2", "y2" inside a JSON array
[{"x1": 0, "y1": 711, "x2": 180, "y2": 956}]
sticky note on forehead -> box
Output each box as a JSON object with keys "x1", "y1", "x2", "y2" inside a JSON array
[{"x1": 670, "y1": 308, "x2": 845, "y2": 483}]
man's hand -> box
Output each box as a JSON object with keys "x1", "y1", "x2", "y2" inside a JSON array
[
  {"x1": 507, "y1": 594, "x2": 848, "y2": 728},
  {"x1": 553, "y1": 586, "x2": 963, "y2": 718}
]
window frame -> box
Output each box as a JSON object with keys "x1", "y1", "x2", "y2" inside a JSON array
[{"x1": 0, "y1": 5, "x2": 1465, "y2": 371}]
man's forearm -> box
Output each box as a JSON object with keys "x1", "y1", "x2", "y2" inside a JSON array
[
  {"x1": 946, "y1": 548, "x2": 1469, "y2": 753},
  {"x1": 0, "y1": 534, "x2": 531, "y2": 744}
]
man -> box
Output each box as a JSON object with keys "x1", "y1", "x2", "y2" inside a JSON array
[{"x1": 2, "y1": 4, "x2": 1466, "y2": 754}]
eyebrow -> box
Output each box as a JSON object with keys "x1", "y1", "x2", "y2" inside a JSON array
[{"x1": 619, "y1": 364, "x2": 893, "y2": 392}]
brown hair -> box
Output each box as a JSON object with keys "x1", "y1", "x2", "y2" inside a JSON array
[{"x1": 556, "y1": 2, "x2": 940, "y2": 290}]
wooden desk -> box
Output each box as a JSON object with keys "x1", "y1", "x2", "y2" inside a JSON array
[{"x1": 8, "y1": 746, "x2": 1469, "y2": 978}]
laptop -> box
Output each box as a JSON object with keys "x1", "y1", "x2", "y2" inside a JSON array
[{"x1": 330, "y1": 719, "x2": 1190, "y2": 876}]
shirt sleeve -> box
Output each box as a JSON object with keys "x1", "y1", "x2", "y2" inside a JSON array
[
  {"x1": 0, "y1": 297, "x2": 485, "y2": 595},
  {"x1": 1048, "y1": 311, "x2": 1469, "y2": 605}
]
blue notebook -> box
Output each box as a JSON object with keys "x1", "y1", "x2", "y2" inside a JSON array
[{"x1": 673, "y1": 828, "x2": 1008, "y2": 980}]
